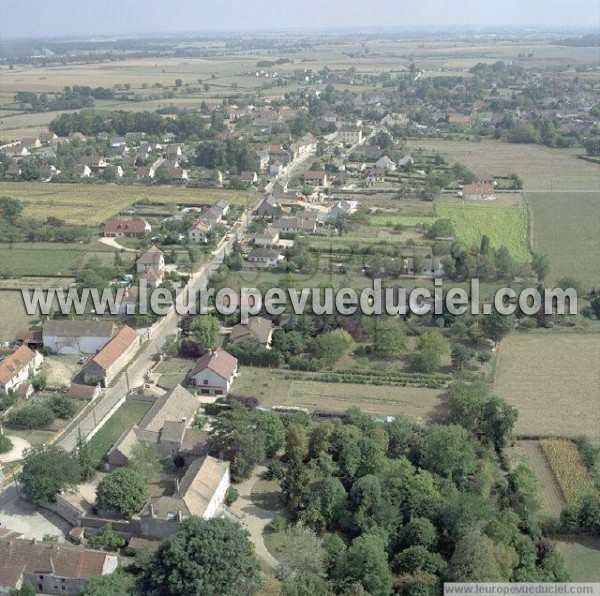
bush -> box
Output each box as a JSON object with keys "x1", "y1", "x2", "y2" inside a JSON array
[
  {"x1": 48, "y1": 394, "x2": 77, "y2": 419},
  {"x1": 8, "y1": 404, "x2": 54, "y2": 428},
  {"x1": 225, "y1": 487, "x2": 239, "y2": 506},
  {"x1": 0, "y1": 434, "x2": 13, "y2": 454}
]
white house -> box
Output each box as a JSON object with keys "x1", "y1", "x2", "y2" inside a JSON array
[
  {"x1": 43, "y1": 320, "x2": 116, "y2": 355},
  {"x1": 0, "y1": 346, "x2": 43, "y2": 395},
  {"x1": 189, "y1": 348, "x2": 238, "y2": 396}
]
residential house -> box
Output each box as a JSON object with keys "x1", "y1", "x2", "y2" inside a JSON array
[
  {"x1": 139, "y1": 456, "x2": 230, "y2": 539},
  {"x1": 254, "y1": 228, "x2": 280, "y2": 247},
  {"x1": 240, "y1": 171, "x2": 258, "y2": 184},
  {"x1": 245, "y1": 247, "x2": 283, "y2": 269},
  {"x1": 462, "y1": 183, "x2": 495, "y2": 200},
  {"x1": 364, "y1": 168, "x2": 385, "y2": 184},
  {"x1": 72, "y1": 164, "x2": 91, "y2": 178},
  {"x1": 269, "y1": 161, "x2": 283, "y2": 176},
  {"x1": 43, "y1": 320, "x2": 116, "y2": 355},
  {"x1": 103, "y1": 218, "x2": 151, "y2": 238},
  {"x1": 136, "y1": 246, "x2": 165, "y2": 274},
  {"x1": 273, "y1": 216, "x2": 317, "y2": 234},
  {"x1": 189, "y1": 348, "x2": 238, "y2": 395},
  {"x1": 82, "y1": 326, "x2": 140, "y2": 386},
  {"x1": 0, "y1": 535, "x2": 118, "y2": 595},
  {"x1": 255, "y1": 194, "x2": 280, "y2": 217},
  {"x1": 108, "y1": 385, "x2": 205, "y2": 467},
  {"x1": 0, "y1": 346, "x2": 43, "y2": 395},
  {"x1": 271, "y1": 178, "x2": 288, "y2": 199},
  {"x1": 303, "y1": 170, "x2": 329, "y2": 187},
  {"x1": 188, "y1": 219, "x2": 212, "y2": 244},
  {"x1": 229, "y1": 316, "x2": 273, "y2": 347},
  {"x1": 338, "y1": 124, "x2": 363, "y2": 145},
  {"x1": 375, "y1": 155, "x2": 396, "y2": 171}
]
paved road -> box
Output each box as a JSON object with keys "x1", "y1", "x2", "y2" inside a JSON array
[{"x1": 57, "y1": 213, "x2": 253, "y2": 453}]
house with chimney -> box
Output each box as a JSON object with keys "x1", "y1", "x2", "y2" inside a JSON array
[
  {"x1": 0, "y1": 532, "x2": 118, "y2": 595},
  {"x1": 108, "y1": 385, "x2": 205, "y2": 467},
  {"x1": 189, "y1": 348, "x2": 238, "y2": 396},
  {"x1": 103, "y1": 218, "x2": 151, "y2": 238}
]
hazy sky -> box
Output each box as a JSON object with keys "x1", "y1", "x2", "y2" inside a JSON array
[{"x1": 1, "y1": 0, "x2": 599, "y2": 39}]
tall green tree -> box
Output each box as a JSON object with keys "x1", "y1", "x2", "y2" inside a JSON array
[{"x1": 139, "y1": 518, "x2": 260, "y2": 596}]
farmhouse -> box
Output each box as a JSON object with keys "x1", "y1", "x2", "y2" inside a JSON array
[
  {"x1": 230, "y1": 316, "x2": 273, "y2": 347},
  {"x1": 462, "y1": 183, "x2": 496, "y2": 200},
  {"x1": 304, "y1": 170, "x2": 329, "y2": 187},
  {"x1": 246, "y1": 247, "x2": 284, "y2": 269},
  {"x1": 103, "y1": 218, "x2": 151, "y2": 238},
  {"x1": 0, "y1": 346, "x2": 43, "y2": 395},
  {"x1": 254, "y1": 228, "x2": 280, "y2": 246},
  {"x1": 375, "y1": 155, "x2": 396, "y2": 171},
  {"x1": 255, "y1": 194, "x2": 281, "y2": 217},
  {"x1": 0, "y1": 535, "x2": 118, "y2": 595},
  {"x1": 43, "y1": 320, "x2": 116, "y2": 355},
  {"x1": 188, "y1": 219, "x2": 212, "y2": 244},
  {"x1": 136, "y1": 245, "x2": 165, "y2": 274},
  {"x1": 82, "y1": 326, "x2": 140, "y2": 386},
  {"x1": 139, "y1": 456, "x2": 230, "y2": 539},
  {"x1": 108, "y1": 384, "x2": 205, "y2": 467},
  {"x1": 189, "y1": 348, "x2": 238, "y2": 395}
]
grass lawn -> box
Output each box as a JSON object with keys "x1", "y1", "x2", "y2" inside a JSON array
[
  {"x1": 555, "y1": 536, "x2": 600, "y2": 581},
  {"x1": 494, "y1": 332, "x2": 600, "y2": 441},
  {"x1": 526, "y1": 192, "x2": 600, "y2": 287},
  {"x1": 87, "y1": 399, "x2": 152, "y2": 462},
  {"x1": 435, "y1": 202, "x2": 531, "y2": 261}
]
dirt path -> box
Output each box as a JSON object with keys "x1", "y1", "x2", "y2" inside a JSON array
[
  {"x1": 227, "y1": 464, "x2": 279, "y2": 568},
  {"x1": 98, "y1": 237, "x2": 137, "y2": 252}
]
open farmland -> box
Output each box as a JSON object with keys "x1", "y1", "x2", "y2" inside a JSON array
[
  {"x1": 411, "y1": 139, "x2": 599, "y2": 191},
  {"x1": 539, "y1": 438, "x2": 598, "y2": 506},
  {"x1": 526, "y1": 192, "x2": 600, "y2": 287},
  {"x1": 435, "y1": 202, "x2": 531, "y2": 261},
  {"x1": 495, "y1": 332, "x2": 600, "y2": 440},
  {"x1": 0, "y1": 181, "x2": 252, "y2": 225},
  {"x1": 232, "y1": 367, "x2": 444, "y2": 419}
]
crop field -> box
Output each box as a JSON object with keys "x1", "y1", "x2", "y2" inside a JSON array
[
  {"x1": 232, "y1": 367, "x2": 444, "y2": 419},
  {"x1": 506, "y1": 440, "x2": 566, "y2": 516},
  {"x1": 539, "y1": 439, "x2": 598, "y2": 506},
  {"x1": 495, "y1": 332, "x2": 600, "y2": 440},
  {"x1": 555, "y1": 537, "x2": 600, "y2": 581},
  {"x1": 412, "y1": 139, "x2": 599, "y2": 191},
  {"x1": 526, "y1": 192, "x2": 600, "y2": 287},
  {"x1": 0, "y1": 181, "x2": 252, "y2": 225},
  {"x1": 435, "y1": 202, "x2": 531, "y2": 261}
]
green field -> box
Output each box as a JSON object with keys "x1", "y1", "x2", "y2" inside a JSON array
[
  {"x1": 435, "y1": 203, "x2": 531, "y2": 261},
  {"x1": 87, "y1": 399, "x2": 152, "y2": 462},
  {"x1": 526, "y1": 192, "x2": 600, "y2": 287}
]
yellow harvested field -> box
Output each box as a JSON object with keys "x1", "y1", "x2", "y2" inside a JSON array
[
  {"x1": 540, "y1": 439, "x2": 598, "y2": 506},
  {"x1": 0, "y1": 181, "x2": 252, "y2": 225},
  {"x1": 494, "y1": 332, "x2": 600, "y2": 440}
]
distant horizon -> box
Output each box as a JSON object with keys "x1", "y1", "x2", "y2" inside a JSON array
[{"x1": 1, "y1": 0, "x2": 599, "y2": 41}]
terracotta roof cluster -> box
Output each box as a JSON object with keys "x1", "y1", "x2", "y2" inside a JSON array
[
  {"x1": 0, "y1": 346, "x2": 38, "y2": 386},
  {"x1": 104, "y1": 219, "x2": 149, "y2": 235},
  {"x1": 0, "y1": 537, "x2": 116, "y2": 588},
  {"x1": 87, "y1": 326, "x2": 139, "y2": 372},
  {"x1": 190, "y1": 348, "x2": 238, "y2": 381}
]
